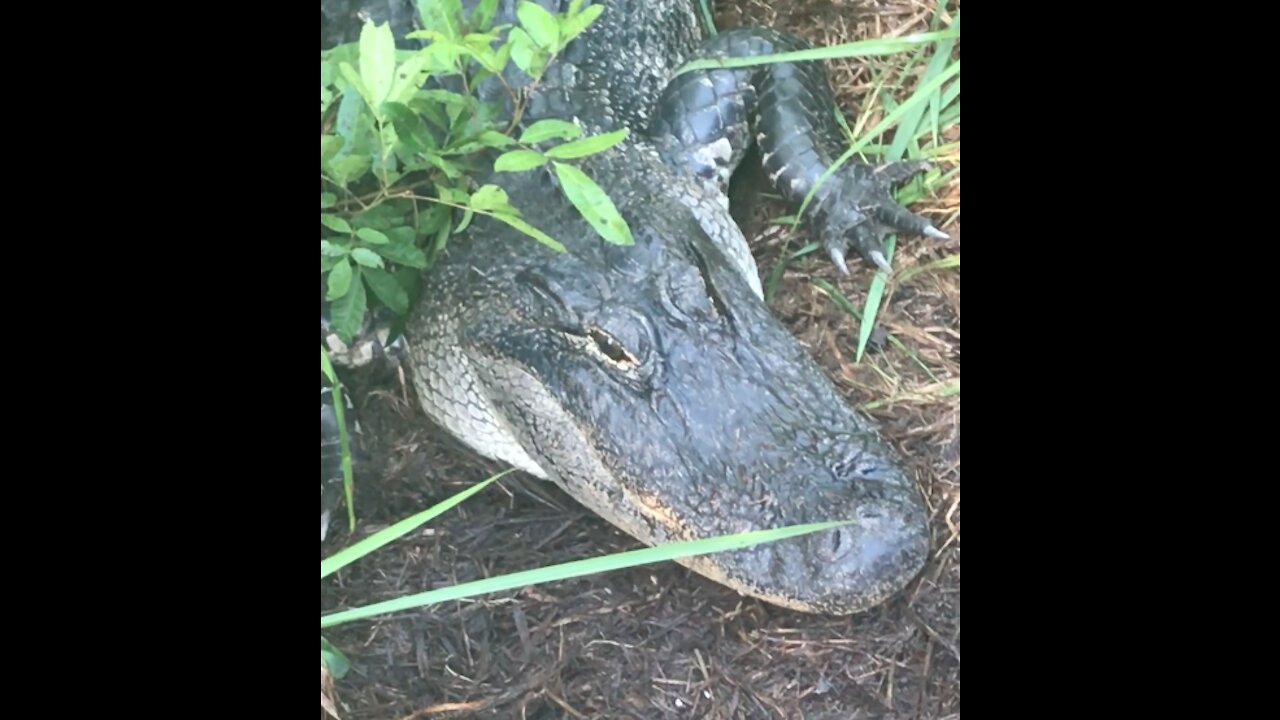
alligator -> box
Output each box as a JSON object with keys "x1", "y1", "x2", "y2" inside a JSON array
[{"x1": 321, "y1": 0, "x2": 951, "y2": 615}]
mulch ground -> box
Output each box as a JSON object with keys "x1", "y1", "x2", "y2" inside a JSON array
[{"x1": 321, "y1": 1, "x2": 959, "y2": 718}]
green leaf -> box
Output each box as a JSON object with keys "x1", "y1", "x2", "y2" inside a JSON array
[
  {"x1": 419, "y1": 89, "x2": 473, "y2": 111},
  {"x1": 374, "y1": 238, "x2": 429, "y2": 269},
  {"x1": 469, "y1": 184, "x2": 510, "y2": 212},
  {"x1": 519, "y1": 119, "x2": 583, "y2": 144},
  {"x1": 385, "y1": 226, "x2": 416, "y2": 246},
  {"x1": 421, "y1": 0, "x2": 463, "y2": 41},
  {"x1": 353, "y1": 202, "x2": 410, "y2": 231},
  {"x1": 472, "y1": 0, "x2": 500, "y2": 28},
  {"x1": 477, "y1": 130, "x2": 516, "y2": 148},
  {"x1": 327, "y1": 259, "x2": 354, "y2": 300},
  {"x1": 494, "y1": 149, "x2": 548, "y2": 172},
  {"x1": 517, "y1": 1, "x2": 560, "y2": 49},
  {"x1": 552, "y1": 161, "x2": 633, "y2": 245},
  {"x1": 329, "y1": 155, "x2": 373, "y2": 187},
  {"x1": 433, "y1": 217, "x2": 451, "y2": 255},
  {"x1": 356, "y1": 227, "x2": 390, "y2": 245},
  {"x1": 321, "y1": 135, "x2": 344, "y2": 167},
  {"x1": 388, "y1": 53, "x2": 431, "y2": 105},
  {"x1": 321, "y1": 240, "x2": 349, "y2": 258},
  {"x1": 337, "y1": 62, "x2": 371, "y2": 108},
  {"x1": 454, "y1": 207, "x2": 476, "y2": 234},
  {"x1": 422, "y1": 153, "x2": 462, "y2": 179},
  {"x1": 492, "y1": 212, "x2": 566, "y2": 253},
  {"x1": 441, "y1": 140, "x2": 490, "y2": 156},
  {"x1": 507, "y1": 27, "x2": 542, "y2": 77},
  {"x1": 320, "y1": 192, "x2": 337, "y2": 209},
  {"x1": 435, "y1": 183, "x2": 470, "y2": 205},
  {"x1": 561, "y1": 3, "x2": 604, "y2": 43},
  {"x1": 460, "y1": 35, "x2": 509, "y2": 74},
  {"x1": 359, "y1": 20, "x2": 397, "y2": 111},
  {"x1": 322, "y1": 54, "x2": 337, "y2": 90},
  {"x1": 331, "y1": 269, "x2": 368, "y2": 343},
  {"x1": 364, "y1": 268, "x2": 410, "y2": 315},
  {"x1": 321, "y1": 637, "x2": 351, "y2": 679},
  {"x1": 321, "y1": 214, "x2": 352, "y2": 234},
  {"x1": 417, "y1": 203, "x2": 451, "y2": 236},
  {"x1": 351, "y1": 247, "x2": 384, "y2": 269},
  {"x1": 333, "y1": 88, "x2": 376, "y2": 166},
  {"x1": 395, "y1": 265, "x2": 425, "y2": 306},
  {"x1": 488, "y1": 43, "x2": 513, "y2": 81},
  {"x1": 544, "y1": 128, "x2": 628, "y2": 159}
]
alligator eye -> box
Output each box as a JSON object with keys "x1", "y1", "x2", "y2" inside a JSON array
[{"x1": 588, "y1": 326, "x2": 638, "y2": 368}]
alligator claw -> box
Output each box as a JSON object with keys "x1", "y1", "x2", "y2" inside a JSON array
[
  {"x1": 870, "y1": 200, "x2": 939, "y2": 239},
  {"x1": 828, "y1": 244, "x2": 851, "y2": 277},
  {"x1": 813, "y1": 158, "x2": 948, "y2": 276}
]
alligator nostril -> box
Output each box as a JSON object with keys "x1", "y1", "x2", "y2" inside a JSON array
[{"x1": 831, "y1": 529, "x2": 844, "y2": 555}]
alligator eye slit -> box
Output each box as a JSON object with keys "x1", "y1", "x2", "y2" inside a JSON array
[{"x1": 588, "y1": 327, "x2": 637, "y2": 366}]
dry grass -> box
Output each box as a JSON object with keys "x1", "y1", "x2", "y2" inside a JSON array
[{"x1": 322, "y1": 1, "x2": 959, "y2": 718}]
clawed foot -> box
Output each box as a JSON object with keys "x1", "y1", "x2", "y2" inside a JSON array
[
  {"x1": 815, "y1": 160, "x2": 949, "y2": 276},
  {"x1": 321, "y1": 304, "x2": 408, "y2": 380}
]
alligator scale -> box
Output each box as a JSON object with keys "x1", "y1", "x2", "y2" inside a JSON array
[{"x1": 322, "y1": 0, "x2": 948, "y2": 615}]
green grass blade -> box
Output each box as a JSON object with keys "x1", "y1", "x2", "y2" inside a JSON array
[
  {"x1": 812, "y1": 278, "x2": 940, "y2": 383},
  {"x1": 887, "y1": 15, "x2": 958, "y2": 171},
  {"x1": 321, "y1": 347, "x2": 357, "y2": 530},
  {"x1": 941, "y1": 79, "x2": 960, "y2": 110},
  {"x1": 321, "y1": 519, "x2": 850, "y2": 628},
  {"x1": 925, "y1": 9, "x2": 957, "y2": 146},
  {"x1": 856, "y1": 237, "x2": 894, "y2": 363},
  {"x1": 853, "y1": 44, "x2": 959, "y2": 363},
  {"x1": 860, "y1": 379, "x2": 959, "y2": 411},
  {"x1": 895, "y1": 254, "x2": 959, "y2": 284},
  {"x1": 698, "y1": 0, "x2": 716, "y2": 36},
  {"x1": 676, "y1": 29, "x2": 959, "y2": 75},
  {"x1": 320, "y1": 468, "x2": 514, "y2": 579},
  {"x1": 811, "y1": 278, "x2": 863, "y2": 320}
]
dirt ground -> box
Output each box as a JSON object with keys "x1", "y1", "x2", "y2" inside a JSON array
[{"x1": 321, "y1": 1, "x2": 960, "y2": 718}]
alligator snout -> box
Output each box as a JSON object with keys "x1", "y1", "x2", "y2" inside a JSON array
[{"x1": 802, "y1": 492, "x2": 931, "y2": 613}]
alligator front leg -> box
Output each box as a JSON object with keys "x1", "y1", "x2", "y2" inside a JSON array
[{"x1": 648, "y1": 27, "x2": 948, "y2": 275}]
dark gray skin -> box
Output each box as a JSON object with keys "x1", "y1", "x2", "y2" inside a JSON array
[{"x1": 322, "y1": 0, "x2": 944, "y2": 614}]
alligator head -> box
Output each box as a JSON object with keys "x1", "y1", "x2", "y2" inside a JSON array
[{"x1": 406, "y1": 156, "x2": 931, "y2": 615}]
